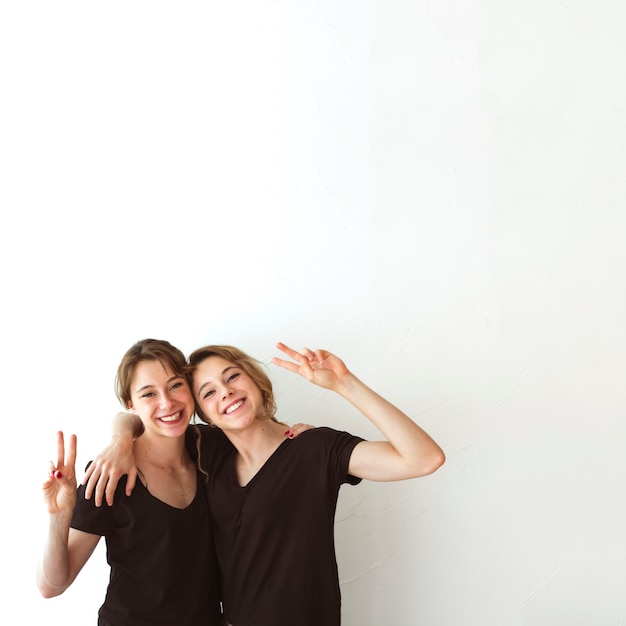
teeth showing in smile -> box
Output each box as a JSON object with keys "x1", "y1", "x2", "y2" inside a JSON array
[
  {"x1": 160, "y1": 411, "x2": 181, "y2": 422},
  {"x1": 225, "y1": 400, "x2": 243, "y2": 415}
]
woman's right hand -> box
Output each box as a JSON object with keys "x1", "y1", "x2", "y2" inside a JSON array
[
  {"x1": 81, "y1": 434, "x2": 137, "y2": 507},
  {"x1": 43, "y1": 431, "x2": 77, "y2": 515}
]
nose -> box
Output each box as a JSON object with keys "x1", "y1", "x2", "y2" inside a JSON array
[
  {"x1": 221, "y1": 384, "x2": 233, "y2": 400},
  {"x1": 159, "y1": 393, "x2": 176, "y2": 409}
]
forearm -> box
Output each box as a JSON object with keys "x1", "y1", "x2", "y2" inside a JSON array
[
  {"x1": 336, "y1": 373, "x2": 445, "y2": 477},
  {"x1": 37, "y1": 513, "x2": 73, "y2": 597}
]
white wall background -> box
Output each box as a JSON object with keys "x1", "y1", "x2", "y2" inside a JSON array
[{"x1": 2, "y1": 1, "x2": 625, "y2": 624}]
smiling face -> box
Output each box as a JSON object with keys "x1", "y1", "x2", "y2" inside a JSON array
[
  {"x1": 192, "y1": 355, "x2": 265, "y2": 432},
  {"x1": 127, "y1": 359, "x2": 195, "y2": 438}
]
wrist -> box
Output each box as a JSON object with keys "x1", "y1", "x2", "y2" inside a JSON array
[
  {"x1": 111, "y1": 411, "x2": 143, "y2": 440},
  {"x1": 334, "y1": 372, "x2": 360, "y2": 396},
  {"x1": 49, "y1": 509, "x2": 73, "y2": 529}
]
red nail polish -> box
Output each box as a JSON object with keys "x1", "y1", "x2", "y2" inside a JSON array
[{"x1": 54, "y1": 470, "x2": 63, "y2": 479}]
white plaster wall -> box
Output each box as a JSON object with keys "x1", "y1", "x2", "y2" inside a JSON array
[{"x1": 2, "y1": 1, "x2": 625, "y2": 624}]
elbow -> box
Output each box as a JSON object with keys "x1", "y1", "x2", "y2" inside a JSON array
[
  {"x1": 413, "y1": 447, "x2": 445, "y2": 478},
  {"x1": 36, "y1": 570, "x2": 68, "y2": 599},
  {"x1": 429, "y1": 448, "x2": 446, "y2": 474},
  {"x1": 37, "y1": 581, "x2": 65, "y2": 599}
]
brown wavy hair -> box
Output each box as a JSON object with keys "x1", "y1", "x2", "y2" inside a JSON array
[
  {"x1": 115, "y1": 338, "x2": 205, "y2": 475},
  {"x1": 115, "y1": 338, "x2": 192, "y2": 408}
]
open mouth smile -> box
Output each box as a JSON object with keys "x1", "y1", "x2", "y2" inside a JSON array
[
  {"x1": 159, "y1": 411, "x2": 182, "y2": 423},
  {"x1": 224, "y1": 400, "x2": 244, "y2": 415}
]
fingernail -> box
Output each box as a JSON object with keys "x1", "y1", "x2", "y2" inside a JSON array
[{"x1": 54, "y1": 470, "x2": 63, "y2": 479}]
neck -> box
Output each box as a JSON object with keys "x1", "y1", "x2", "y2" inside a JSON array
[
  {"x1": 225, "y1": 419, "x2": 287, "y2": 465},
  {"x1": 134, "y1": 434, "x2": 189, "y2": 470},
  {"x1": 226, "y1": 419, "x2": 288, "y2": 487}
]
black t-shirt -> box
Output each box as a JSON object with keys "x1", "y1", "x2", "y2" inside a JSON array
[
  {"x1": 198, "y1": 425, "x2": 363, "y2": 626},
  {"x1": 71, "y1": 441, "x2": 223, "y2": 625}
]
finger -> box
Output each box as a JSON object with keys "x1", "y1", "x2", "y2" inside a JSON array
[
  {"x1": 125, "y1": 467, "x2": 138, "y2": 497},
  {"x1": 297, "y1": 351, "x2": 315, "y2": 374},
  {"x1": 275, "y1": 342, "x2": 302, "y2": 361},
  {"x1": 47, "y1": 460, "x2": 64, "y2": 481},
  {"x1": 84, "y1": 465, "x2": 104, "y2": 504},
  {"x1": 284, "y1": 422, "x2": 315, "y2": 439},
  {"x1": 93, "y1": 474, "x2": 108, "y2": 508},
  {"x1": 56, "y1": 431, "x2": 66, "y2": 468},
  {"x1": 47, "y1": 460, "x2": 57, "y2": 478},
  {"x1": 106, "y1": 480, "x2": 117, "y2": 506},
  {"x1": 304, "y1": 348, "x2": 325, "y2": 369},
  {"x1": 271, "y1": 356, "x2": 301, "y2": 375},
  {"x1": 105, "y1": 470, "x2": 125, "y2": 506},
  {"x1": 298, "y1": 347, "x2": 317, "y2": 364},
  {"x1": 87, "y1": 466, "x2": 126, "y2": 506},
  {"x1": 83, "y1": 471, "x2": 95, "y2": 499},
  {"x1": 291, "y1": 422, "x2": 314, "y2": 434},
  {"x1": 81, "y1": 461, "x2": 94, "y2": 486},
  {"x1": 66, "y1": 434, "x2": 77, "y2": 470}
]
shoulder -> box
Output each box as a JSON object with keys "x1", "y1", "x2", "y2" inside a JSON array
[
  {"x1": 290, "y1": 426, "x2": 364, "y2": 454},
  {"x1": 299, "y1": 426, "x2": 362, "y2": 442},
  {"x1": 186, "y1": 424, "x2": 233, "y2": 467},
  {"x1": 187, "y1": 423, "x2": 229, "y2": 445},
  {"x1": 286, "y1": 427, "x2": 364, "y2": 485}
]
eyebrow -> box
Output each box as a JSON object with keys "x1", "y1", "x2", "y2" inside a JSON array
[
  {"x1": 134, "y1": 374, "x2": 184, "y2": 395},
  {"x1": 196, "y1": 366, "x2": 238, "y2": 396}
]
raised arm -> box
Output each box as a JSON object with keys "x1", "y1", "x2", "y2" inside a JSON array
[
  {"x1": 37, "y1": 432, "x2": 101, "y2": 597},
  {"x1": 271, "y1": 342, "x2": 445, "y2": 481},
  {"x1": 81, "y1": 412, "x2": 142, "y2": 506}
]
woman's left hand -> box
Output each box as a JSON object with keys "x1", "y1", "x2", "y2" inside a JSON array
[{"x1": 43, "y1": 431, "x2": 77, "y2": 515}]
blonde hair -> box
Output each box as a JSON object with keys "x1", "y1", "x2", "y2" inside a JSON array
[{"x1": 187, "y1": 345, "x2": 279, "y2": 425}]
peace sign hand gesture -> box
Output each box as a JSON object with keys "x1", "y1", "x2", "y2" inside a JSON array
[
  {"x1": 42, "y1": 431, "x2": 77, "y2": 516},
  {"x1": 271, "y1": 342, "x2": 351, "y2": 391}
]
